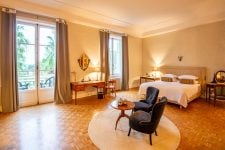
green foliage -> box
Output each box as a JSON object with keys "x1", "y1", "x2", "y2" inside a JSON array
[
  {"x1": 16, "y1": 25, "x2": 56, "y2": 76},
  {"x1": 16, "y1": 25, "x2": 29, "y2": 72},
  {"x1": 39, "y1": 35, "x2": 56, "y2": 73}
]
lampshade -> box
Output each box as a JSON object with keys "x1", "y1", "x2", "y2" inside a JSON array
[
  {"x1": 153, "y1": 67, "x2": 158, "y2": 71},
  {"x1": 94, "y1": 67, "x2": 101, "y2": 72}
]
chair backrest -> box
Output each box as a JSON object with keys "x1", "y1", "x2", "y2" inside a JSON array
[
  {"x1": 145, "y1": 86, "x2": 159, "y2": 105},
  {"x1": 46, "y1": 76, "x2": 54, "y2": 87},
  {"x1": 149, "y1": 97, "x2": 167, "y2": 133},
  {"x1": 106, "y1": 80, "x2": 116, "y2": 87}
]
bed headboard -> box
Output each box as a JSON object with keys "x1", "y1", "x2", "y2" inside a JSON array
[{"x1": 158, "y1": 66, "x2": 206, "y2": 93}]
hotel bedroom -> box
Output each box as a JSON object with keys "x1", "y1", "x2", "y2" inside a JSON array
[{"x1": 0, "y1": 0, "x2": 225, "y2": 149}]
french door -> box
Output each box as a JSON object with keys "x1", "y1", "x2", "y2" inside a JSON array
[{"x1": 16, "y1": 21, "x2": 56, "y2": 107}]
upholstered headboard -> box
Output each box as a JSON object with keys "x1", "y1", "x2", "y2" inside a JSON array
[{"x1": 158, "y1": 66, "x2": 206, "y2": 93}]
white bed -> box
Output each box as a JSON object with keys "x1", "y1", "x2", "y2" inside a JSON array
[{"x1": 139, "y1": 81, "x2": 201, "y2": 108}]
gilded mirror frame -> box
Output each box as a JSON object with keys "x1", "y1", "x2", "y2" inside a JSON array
[
  {"x1": 215, "y1": 70, "x2": 225, "y2": 83},
  {"x1": 78, "y1": 53, "x2": 90, "y2": 71}
]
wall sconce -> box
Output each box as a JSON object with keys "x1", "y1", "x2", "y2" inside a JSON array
[{"x1": 178, "y1": 56, "x2": 183, "y2": 61}]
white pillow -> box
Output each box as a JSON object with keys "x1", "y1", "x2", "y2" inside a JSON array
[
  {"x1": 162, "y1": 74, "x2": 177, "y2": 78},
  {"x1": 162, "y1": 74, "x2": 177, "y2": 81},
  {"x1": 178, "y1": 75, "x2": 198, "y2": 80}
]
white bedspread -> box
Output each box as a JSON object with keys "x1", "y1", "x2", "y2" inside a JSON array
[{"x1": 138, "y1": 81, "x2": 201, "y2": 108}]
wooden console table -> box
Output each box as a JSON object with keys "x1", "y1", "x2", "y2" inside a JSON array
[
  {"x1": 206, "y1": 83, "x2": 225, "y2": 106},
  {"x1": 140, "y1": 76, "x2": 160, "y2": 84},
  {"x1": 70, "y1": 81, "x2": 105, "y2": 104}
]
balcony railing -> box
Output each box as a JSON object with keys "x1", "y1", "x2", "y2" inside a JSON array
[{"x1": 18, "y1": 70, "x2": 55, "y2": 90}]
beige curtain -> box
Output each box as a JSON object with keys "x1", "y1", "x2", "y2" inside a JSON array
[
  {"x1": 0, "y1": 8, "x2": 19, "y2": 112},
  {"x1": 121, "y1": 35, "x2": 129, "y2": 90},
  {"x1": 99, "y1": 31, "x2": 110, "y2": 82},
  {"x1": 54, "y1": 19, "x2": 71, "y2": 104}
]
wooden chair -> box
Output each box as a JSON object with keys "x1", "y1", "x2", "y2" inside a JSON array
[{"x1": 105, "y1": 80, "x2": 116, "y2": 96}]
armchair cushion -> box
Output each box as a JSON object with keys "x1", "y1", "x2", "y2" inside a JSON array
[
  {"x1": 134, "y1": 102, "x2": 153, "y2": 112},
  {"x1": 129, "y1": 110, "x2": 151, "y2": 133}
]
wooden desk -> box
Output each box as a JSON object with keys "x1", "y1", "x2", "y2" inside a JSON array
[
  {"x1": 140, "y1": 76, "x2": 160, "y2": 84},
  {"x1": 70, "y1": 81, "x2": 105, "y2": 104},
  {"x1": 206, "y1": 83, "x2": 225, "y2": 105}
]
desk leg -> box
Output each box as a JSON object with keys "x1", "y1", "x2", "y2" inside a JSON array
[
  {"x1": 75, "y1": 91, "x2": 77, "y2": 105},
  {"x1": 206, "y1": 86, "x2": 208, "y2": 102}
]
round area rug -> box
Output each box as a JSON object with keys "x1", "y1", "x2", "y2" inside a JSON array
[{"x1": 88, "y1": 108, "x2": 180, "y2": 150}]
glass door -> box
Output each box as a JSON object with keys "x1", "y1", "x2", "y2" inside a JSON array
[
  {"x1": 16, "y1": 21, "x2": 56, "y2": 107},
  {"x1": 38, "y1": 26, "x2": 56, "y2": 104},
  {"x1": 17, "y1": 23, "x2": 38, "y2": 106}
]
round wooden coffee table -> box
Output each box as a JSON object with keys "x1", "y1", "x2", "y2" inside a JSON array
[{"x1": 111, "y1": 100, "x2": 135, "y2": 130}]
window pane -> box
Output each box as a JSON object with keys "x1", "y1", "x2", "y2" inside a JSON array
[
  {"x1": 17, "y1": 24, "x2": 35, "y2": 44},
  {"x1": 17, "y1": 44, "x2": 36, "y2": 90},
  {"x1": 39, "y1": 45, "x2": 56, "y2": 88},
  {"x1": 109, "y1": 36, "x2": 122, "y2": 76},
  {"x1": 39, "y1": 27, "x2": 56, "y2": 46}
]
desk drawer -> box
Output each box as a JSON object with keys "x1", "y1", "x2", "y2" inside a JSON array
[{"x1": 75, "y1": 85, "x2": 85, "y2": 91}]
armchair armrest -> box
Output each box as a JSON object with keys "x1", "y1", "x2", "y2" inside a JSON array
[
  {"x1": 139, "y1": 120, "x2": 151, "y2": 125},
  {"x1": 139, "y1": 99, "x2": 147, "y2": 103}
]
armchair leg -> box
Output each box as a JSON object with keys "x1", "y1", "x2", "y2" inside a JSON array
[
  {"x1": 128, "y1": 127, "x2": 131, "y2": 136},
  {"x1": 155, "y1": 130, "x2": 158, "y2": 136},
  {"x1": 149, "y1": 134, "x2": 152, "y2": 145}
]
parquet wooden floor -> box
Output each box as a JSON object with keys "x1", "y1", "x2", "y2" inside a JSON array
[{"x1": 0, "y1": 89, "x2": 225, "y2": 150}]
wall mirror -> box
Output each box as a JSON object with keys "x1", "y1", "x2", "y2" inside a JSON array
[
  {"x1": 215, "y1": 70, "x2": 225, "y2": 83},
  {"x1": 78, "y1": 53, "x2": 90, "y2": 71}
]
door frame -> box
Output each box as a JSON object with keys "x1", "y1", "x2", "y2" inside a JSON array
[{"x1": 16, "y1": 20, "x2": 56, "y2": 107}]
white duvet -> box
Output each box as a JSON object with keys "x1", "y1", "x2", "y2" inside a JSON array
[{"x1": 138, "y1": 81, "x2": 201, "y2": 108}]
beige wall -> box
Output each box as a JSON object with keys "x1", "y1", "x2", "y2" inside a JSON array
[
  {"x1": 128, "y1": 36, "x2": 142, "y2": 88},
  {"x1": 68, "y1": 22, "x2": 142, "y2": 98},
  {"x1": 68, "y1": 22, "x2": 101, "y2": 98},
  {"x1": 142, "y1": 20, "x2": 225, "y2": 82}
]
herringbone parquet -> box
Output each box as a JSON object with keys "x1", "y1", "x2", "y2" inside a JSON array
[{"x1": 0, "y1": 89, "x2": 225, "y2": 150}]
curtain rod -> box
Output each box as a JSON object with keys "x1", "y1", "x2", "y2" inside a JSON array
[{"x1": 99, "y1": 29, "x2": 127, "y2": 36}]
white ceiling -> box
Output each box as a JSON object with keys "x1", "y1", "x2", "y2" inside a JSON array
[{"x1": 2, "y1": 0, "x2": 225, "y2": 37}]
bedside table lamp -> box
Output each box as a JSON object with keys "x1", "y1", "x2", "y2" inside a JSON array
[{"x1": 94, "y1": 67, "x2": 100, "y2": 81}]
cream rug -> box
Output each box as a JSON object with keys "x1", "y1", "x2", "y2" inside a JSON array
[{"x1": 88, "y1": 108, "x2": 180, "y2": 150}]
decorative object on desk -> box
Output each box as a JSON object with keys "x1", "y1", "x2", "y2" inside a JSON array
[
  {"x1": 178, "y1": 56, "x2": 183, "y2": 61},
  {"x1": 94, "y1": 66, "x2": 101, "y2": 81},
  {"x1": 215, "y1": 70, "x2": 225, "y2": 83},
  {"x1": 78, "y1": 53, "x2": 90, "y2": 71}
]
